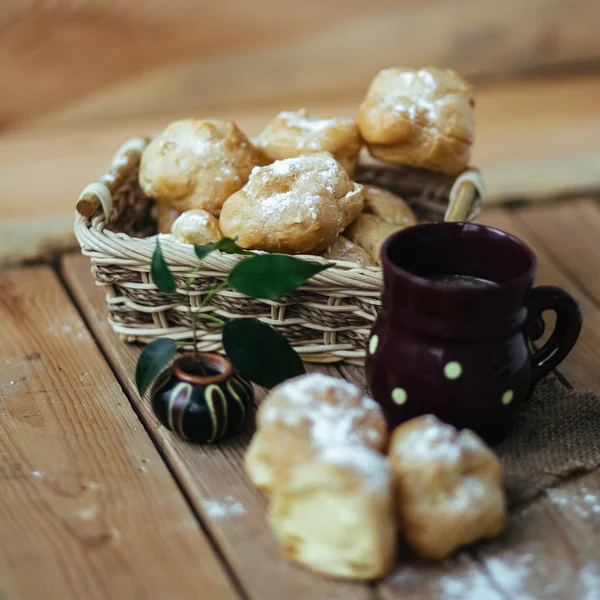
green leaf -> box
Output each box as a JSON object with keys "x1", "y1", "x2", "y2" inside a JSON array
[
  {"x1": 194, "y1": 237, "x2": 253, "y2": 261},
  {"x1": 223, "y1": 319, "x2": 305, "y2": 388},
  {"x1": 152, "y1": 239, "x2": 177, "y2": 294},
  {"x1": 135, "y1": 338, "x2": 177, "y2": 396},
  {"x1": 227, "y1": 254, "x2": 332, "y2": 298}
]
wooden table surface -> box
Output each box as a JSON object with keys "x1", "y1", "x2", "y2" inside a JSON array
[
  {"x1": 1, "y1": 197, "x2": 599, "y2": 600},
  {"x1": 2, "y1": 3, "x2": 600, "y2": 597}
]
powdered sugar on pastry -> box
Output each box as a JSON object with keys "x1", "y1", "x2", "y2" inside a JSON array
[
  {"x1": 276, "y1": 109, "x2": 355, "y2": 150},
  {"x1": 258, "y1": 373, "x2": 387, "y2": 450},
  {"x1": 253, "y1": 109, "x2": 361, "y2": 176},
  {"x1": 245, "y1": 373, "x2": 388, "y2": 497},
  {"x1": 389, "y1": 415, "x2": 506, "y2": 559},
  {"x1": 317, "y1": 444, "x2": 391, "y2": 492},
  {"x1": 219, "y1": 154, "x2": 364, "y2": 254}
]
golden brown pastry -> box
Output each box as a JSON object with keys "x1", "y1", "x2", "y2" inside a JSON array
[
  {"x1": 362, "y1": 185, "x2": 418, "y2": 227},
  {"x1": 171, "y1": 209, "x2": 223, "y2": 245},
  {"x1": 139, "y1": 119, "x2": 264, "y2": 217},
  {"x1": 321, "y1": 235, "x2": 376, "y2": 266},
  {"x1": 254, "y1": 109, "x2": 361, "y2": 176},
  {"x1": 344, "y1": 213, "x2": 404, "y2": 265},
  {"x1": 358, "y1": 67, "x2": 474, "y2": 175},
  {"x1": 219, "y1": 154, "x2": 364, "y2": 254},
  {"x1": 157, "y1": 204, "x2": 181, "y2": 234},
  {"x1": 389, "y1": 415, "x2": 506, "y2": 560},
  {"x1": 245, "y1": 373, "x2": 387, "y2": 496},
  {"x1": 269, "y1": 443, "x2": 397, "y2": 580}
]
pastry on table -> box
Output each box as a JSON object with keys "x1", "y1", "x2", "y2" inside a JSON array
[
  {"x1": 245, "y1": 372, "x2": 387, "y2": 496},
  {"x1": 254, "y1": 109, "x2": 361, "y2": 176},
  {"x1": 219, "y1": 154, "x2": 364, "y2": 254},
  {"x1": 171, "y1": 209, "x2": 223, "y2": 245},
  {"x1": 269, "y1": 443, "x2": 397, "y2": 580},
  {"x1": 388, "y1": 415, "x2": 506, "y2": 560},
  {"x1": 361, "y1": 185, "x2": 418, "y2": 227},
  {"x1": 358, "y1": 67, "x2": 474, "y2": 175},
  {"x1": 139, "y1": 119, "x2": 264, "y2": 217},
  {"x1": 157, "y1": 204, "x2": 181, "y2": 234},
  {"x1": 321, "y1": 235, "x2": 376, "y2": 266},
  {"x1": 344, "y1": 213, "x2": 405, "y2": 265}
]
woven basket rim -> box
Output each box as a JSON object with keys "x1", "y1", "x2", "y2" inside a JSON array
[{"x1": 74, "y1": 134, "x2": 486, "y2": 364}]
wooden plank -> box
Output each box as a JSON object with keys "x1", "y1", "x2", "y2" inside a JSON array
[
  {"x1": 0, "y1": 266, "x2": 238, "y2": 600},
  {"x1": 513, "y1": 198, "x2": 600, "y2": 305},
  {"x1": 472, "y1": 471, "x2": 600, "y2": 600},
  {"x1": 60, "y1": 254, "x2": 374, "y2": 600},
  {"x1": 474, "y1": 206, "x2": 600, "y2": 597},
  {"x1": 3, "y1": 73, "x2": 600, "y2": 264},
  {"x1": 480, "y1": 207, "x2": 600, "y2": 391},
  {"x1": 1, "y1": 0, "x2": 402, "y2": 127},
  {"x1": 20, "y1": 0, "x2": 600, "y2": 128}
]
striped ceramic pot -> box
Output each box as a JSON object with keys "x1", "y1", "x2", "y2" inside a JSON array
[{"x1": 150, "y1": 353, "x2": 254, "y2": 443}]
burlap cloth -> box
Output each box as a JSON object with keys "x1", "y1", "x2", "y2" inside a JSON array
[{"x1": 495, "y1": 376, "x2": 600, "y2": 508}]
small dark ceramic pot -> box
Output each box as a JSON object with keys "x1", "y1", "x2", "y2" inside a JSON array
[
  {"x1": 150, "y1": 353, "x2": 254, "y2": 443},
  {"x1": 366, "y1": 222, "x2": 582, "y2": 443}
]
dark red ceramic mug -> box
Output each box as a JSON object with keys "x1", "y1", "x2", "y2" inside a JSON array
[{"x1": 366, "y1": 222, "x2": 582, "y2": 443}]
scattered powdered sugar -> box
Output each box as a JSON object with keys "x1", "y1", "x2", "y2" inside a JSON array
[
  {"x1": 579, "y1": 565, "x2": 600, "y2": 600},
  {"x1": 202, "y1": 496, "x2": 246, "y2": 519},
  {"x1": 547, "y1": 488, "x2": 600, "y2": 518},
  {"x1": 391, "y1": 559, "x2": 504, "y2": 599}
]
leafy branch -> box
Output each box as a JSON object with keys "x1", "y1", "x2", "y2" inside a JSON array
[{"x1": 137, "y1": 237, "x2": 332, "y2": 395}]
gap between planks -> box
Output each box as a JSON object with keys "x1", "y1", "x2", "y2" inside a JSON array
[
  {"x1": 60, "y1": 254, "x2": 378, "y2": 600},
  {"x1": 60, "y1": 196, "x2": 600, "y2": 600},
  {"x1": 0, "y1": 266, "x2": 239, "y2": 600}
]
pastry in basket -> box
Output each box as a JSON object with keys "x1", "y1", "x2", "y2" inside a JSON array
[
  {"x1": 362, "y1": 185, "x2": 418, "y2": 227},
  {"x1": 389, "y1": 415, "x2": 506, "y2": 560},
  {"x1": 171, "y1": 209, "x2": 223, "y2": 244},
  {"x1": 269, "y1": 443, "x2": 397, "y2": 580},
  {"x1": 219, "y1": 154, "x2": 364, "y2": 254},
  {"x1": 321, "y1": 235, "x2": 376, "y2": 266},
  {"x1": 345, "y1": 213, "x2": 406, "y2": 265},
  {"x1": 157, "y1": 204, "x2": 181, "y2": 234},
  {"x1": 253, "y1": 109, "x2": 361, "y2": 176},
  {"x1": 139, "y1": 119, "x2": 264, "y2": 217},
  {"x1": 245, "y1": 373, "x2": 387, "y2": 496},
  {"x1": 358, "y1": 67, "x2": 474, "y2": 175}
]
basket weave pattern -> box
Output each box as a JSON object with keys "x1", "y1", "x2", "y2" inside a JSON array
[{"x1": 75, "y1": 138, "x2": 485, "y2": 365}]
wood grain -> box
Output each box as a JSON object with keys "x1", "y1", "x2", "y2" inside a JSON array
[
  {"x1": 480, "y1": 206, "x2": 600, "y2": 391},
  {"x1": 514, "y1": 198, "x2": 600, "y2": 304},
  {"x1": 60, "y1": 254, "x2": 374, "y2": 600},
  {"x1": 16, "y1": 0, "x2": 600, "y2": 128},
  {"x1": 3, "y1": 73, "x2": 599, "y2": 264},
  {"x1": 0, "y1": 0, "x2": 401, "y2": 127},
  {"x1": 0, "y1": 267, "x2": 238, "y2": 600}
]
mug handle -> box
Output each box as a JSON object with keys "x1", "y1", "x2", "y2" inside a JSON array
[{"x1": 526, "y1": 285, "x2": 583, "y2": 385}]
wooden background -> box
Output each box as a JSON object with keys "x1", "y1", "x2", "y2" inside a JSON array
[{"x1": 1, "y1": 0, "x2": 600, "y2": 262}]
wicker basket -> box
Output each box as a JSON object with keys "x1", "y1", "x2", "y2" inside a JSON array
[{"x1": 75, "y1": 137, "x2": 485, "y2": 365}]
